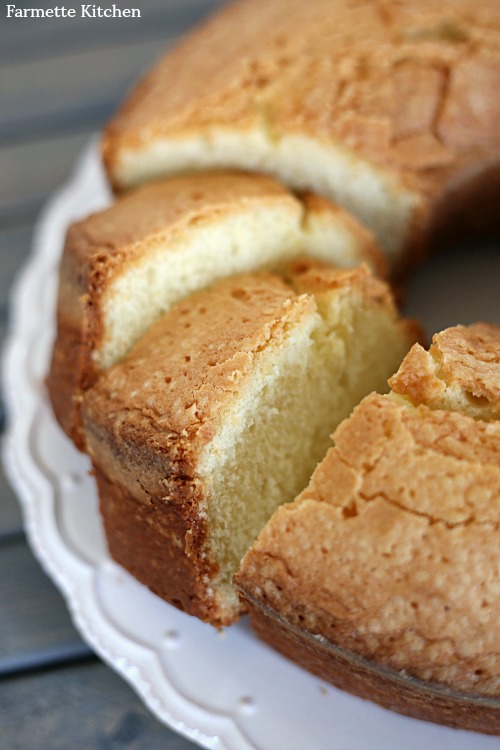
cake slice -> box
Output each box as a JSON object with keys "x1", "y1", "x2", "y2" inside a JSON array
[
  {"x1": 82, "y1": 261, "x2": 418, "y2": 627},
  {"x1": 47, "y1": 170, "x2": 382, "y2": 450},
  {"x1": 235, "y1": 323, "x2": 500, "y2": 733}
]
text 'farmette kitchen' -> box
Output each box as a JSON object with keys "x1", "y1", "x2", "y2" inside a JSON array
[{"x1": 5, "y1": 5, "x2": 141, "y2": 18}]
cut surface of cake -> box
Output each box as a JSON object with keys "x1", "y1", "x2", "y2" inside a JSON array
[
  {"x1": 82, "y1": 261, "x2": 418, "y2": 627},
  {"x1": 47, "y1": 170, "x2": 382, "y2": 450},
  {"x1": 102, "y1": 0, "x2": 500, "y2": 266},
  {"x1": 235, "y1": 322, "x2": 500, "y2": 734}
]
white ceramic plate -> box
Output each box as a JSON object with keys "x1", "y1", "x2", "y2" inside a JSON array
[{"x1": 2, "y1": 143, "x2": 500, "y2": 750}]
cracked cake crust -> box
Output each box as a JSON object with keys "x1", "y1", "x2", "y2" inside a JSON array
[
  {"x1": 48, "y1": 169, "x2": 381, "y2": 450},
  {"x1": 237, "y1": 395, "x2": 500, "y2": 691},
  {"x1": 390, "y1": 323, "x2": 500, "y2": 418},
  {"x1": 235, "y1": 323, "x2": 500, "y2": 732},
  {"x1": 82, "y1": 263, "x2": 416, "y2": 627},
  {"x1": 102, "y1": 0, "x2": 500, "y2": 263}
]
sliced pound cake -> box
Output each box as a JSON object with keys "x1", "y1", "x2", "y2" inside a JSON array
[
  {"x1": 48, "y1": 170, "x2": 382, "y2": 450},
  {"x1": 82, "y1": 261, "x2": 418, "y2": 627},
  {"x1": 235, "y1": 322, "x2": 500, "y2": 734}
]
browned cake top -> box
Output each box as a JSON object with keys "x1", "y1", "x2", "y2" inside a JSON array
[
  {"x1": 390, "y1": 322, "x2": 500, "y2": 415},
  {"x1": 237, "y1": 392, "x2": 500, "y2": 694},
  {"x1": 83, "y1": 272, "x2": 313, "y2": 446},
  {"x1": 65, "y1": 170, "x2": 299, "y2": 276},
  {"x1": 104, "y1": 0, "x2": 500, "y2": 193},
  {"x1": 237, "y1": 323, "x2": 500, "y2": 694},
  {"x1": 288, "y1": 256, "x2": 394, "y2": 308},
  {"x1": 83, "y1": 260, "x2": 403, "y2": 451}
]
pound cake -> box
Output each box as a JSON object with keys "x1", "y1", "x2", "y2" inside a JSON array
[
  {"x1": 82, "y1": 261, "x2": 418, "y2": 627},
  {"x1": 47, "y1": 170, "x2": 381, "y2": 450},
  {"x1": 103, "y1": 0, "x2": 500, "y2": 267},
  {"x1": 235, "y1": 323, "x2": 500, "y2": 733}
]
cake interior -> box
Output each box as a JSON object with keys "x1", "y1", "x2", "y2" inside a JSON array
[
  {"x1": 100, "y1": 204, "x2": 299, "y2": 369},
  {"x1": 197, "y1": 281, "x2": 411, "y2": 615},
  {"x1": 98, "y1": 197, "x2": 375, "y2": 370},
  {"x1": 115, "y1": 129, "x2": 420, "y2": 266}
]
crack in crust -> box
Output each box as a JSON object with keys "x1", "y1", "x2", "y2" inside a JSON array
[
  {"x1": 104, "y1": 0, "x2": 500, "y2": 188},
  {"x1": 236, "y1": 324, "x2": 500, "y2": 705},
  {"x1": 390, "y1": 323, "x2": 500, "y2": 418}
]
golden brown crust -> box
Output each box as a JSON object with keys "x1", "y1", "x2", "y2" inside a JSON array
[
  {"x1": 236, "y1": 395, "x2": 500, "y2": 694},
  {"x1": 67, "y1": 170, "x2": 296, "y2": 253},
  {"x1": 286, "y1": 258, "x2": 424, "y2": 345},
  {"x1": 83, "y1": 273, "x2": 312, "y2": 445},
  {"x1": 390, "y1": 322, "x2": 500, "y2": 416},
  {"x1": 86, "y1": 400, "x2": 227, "y2": 625},
  {"x1": 103, "y1": 0, "x2": 500, "y2": 243},
  {"x1": 104, "y1": 0, "x2": 500, "y2": 175},
  {"x1": 47, "y1": 232, "x2": 105, "y2": 450},
  {"x1": 48, "y1": 170, "x2": 300, "y2": 448},
  {"x1": 46, "y1": 171, "x2": 294, "y2": 449},
  {"x1": 288, "y1": 257, "x2": 395, "y2": 307},
  {"x1": 83, "y1": 264, "x2": 414, "y2": 626},
  {"x1": 82, "y1": 272, "x2": 314, "y2": 625},
  {"x1": 47, "y1": 169, "x2": 382, "y2": 450},
  {"x1": 94, "y1": 465, "x2": 216, "y2": 622},
  {"x1": 235, "y1": 324, "x2": 500, "y2": 731}
]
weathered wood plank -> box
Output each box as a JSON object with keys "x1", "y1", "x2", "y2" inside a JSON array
[
  {"x1": 0, "y1": 225, "x2": 35, "y2": 537},
  {"x1": 1, "y1": 294, "x2": 26, "y2": 534},
  {"x1": 0, "y1": 660, "x2": 197, "y2": 749},
  {"x1": 0, "y1": 225, "x2": 33, "y2": 310},
  {"x1": 0, "y1": 540, "x2": 90, "y2": 669},
  {"x1": 0, "y1": 0, "x2": 219, "y2": 62},
  {"x1": 0, "y1": 475, "x2": 23, "y2": 539},
  {"x1": 0, "y1": 464, "x2": 23, "y2": 541},
  {"x1": 0, "y1": 130, "x2": 93, "y2": 225},
  {"x1": 1, "y1": 38, "x2": 168, "y2": 141},
  {"x1": 0, "y1": 1, "x2": 220, "y2": 62}
]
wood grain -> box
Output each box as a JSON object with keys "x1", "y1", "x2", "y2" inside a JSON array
[
  {"x1": 1, "y1": 39, "x2": 170, "y2": 140},
  {"x1": 0, "y1": 542, "x2": 89, "y2": 670},
  {"x1": 0, "y1": 661, "x2": 196, "y2": 749}
]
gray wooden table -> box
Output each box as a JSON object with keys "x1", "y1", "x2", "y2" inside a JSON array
[
  {"x1": 0, "y1": 3, "x2": 223, "y2": 748},
  {"x1": 1, "y1": 3, "x2": 499, "y2": 750}
]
